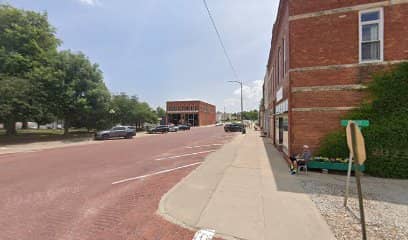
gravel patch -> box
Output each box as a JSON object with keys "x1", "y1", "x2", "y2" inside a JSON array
[{"x1": 299, "y1": 175, "x2": 408, "y2": 240}]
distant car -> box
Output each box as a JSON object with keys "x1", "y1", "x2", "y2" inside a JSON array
[
  {"x1": 169, "y1": 126, "x2": 179, "y2": 132},
  {"x1": 224, "y1": 123, "x2": 245, "y2": 133},
  {"x1": 147, "y1": 125, "x2": 169, "y2": 134},
  {"x1": 94, "y1": 126, "x2": 136, "y2": 140},
  {"x1": 215, "y1": 122, "x2": 223, "y2": 126},
  {"x1": 178, "y1": 125, "x2": 191, "y2": 130}
]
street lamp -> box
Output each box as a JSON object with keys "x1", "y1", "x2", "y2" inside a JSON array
[{"x1": 228, "y1": 80, "x2": 244, "y2": 125}]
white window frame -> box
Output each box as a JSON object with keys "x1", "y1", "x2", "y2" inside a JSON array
[{"x1": 359, "y1": 8, "x2": 384, "y2": 63}]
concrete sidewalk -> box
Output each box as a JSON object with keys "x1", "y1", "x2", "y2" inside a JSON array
[{"x1": 158, "y1": 130, "x2": 335, "y2": 240}]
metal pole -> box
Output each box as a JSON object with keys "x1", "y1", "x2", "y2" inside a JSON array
[
  {"x1": 344, "y1": 152, "x2": 353, "y2": 207},
  {"x1": 350, "y1": 123, "x2": 367, "y2": 240},
  {"x1": 240, "y1": 81, "x2": 243, "y2": 124}
]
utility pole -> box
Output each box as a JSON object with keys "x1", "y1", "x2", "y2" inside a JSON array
[{"x1": 228, "y1": 81, "x2": 244, "y2": 124}]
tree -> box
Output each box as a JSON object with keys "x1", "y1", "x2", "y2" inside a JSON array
[
  {"x1": 52, "y1": 50, "x2": 111, "y2": 134},
  {"x1": 110, "y1": 93, "x2": 158, "y2": 128},
  {"x1": 242, "y1": 110, "x2": 259, "y2": 121},
  {"x1": 156, "y1": 107, "x2": 166, "y2": 118},
  {"x1": 0, "y1": 76, "x2": 31, "y2": 134},
  {"x1": 0, "y1": 4, "x2": 60, "y2": 135}
]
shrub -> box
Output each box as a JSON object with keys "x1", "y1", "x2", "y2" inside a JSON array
[
  {"x1": 318, "y1": 63, "x2": 408, "y2": 178},
  {"x1": 317, "y1": 131, "x2": 348, "y2": 159}
]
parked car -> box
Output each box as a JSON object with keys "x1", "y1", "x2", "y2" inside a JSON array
[
  {"x1": 147, "y1": 125, "x2": 169, "y2": 134},
  {"x1": 94, "y1": 126, "x2": 136, "y2": 140},
  {"x1": 215, "y1": 122, "x2": 223, "y2": 126},
  {"x1": 169, "y1": 126, "x2": 179, "y2": 132},
  {"x1": 178, "y1": 125, "x2": 191, "y2": 130},
  {"x1": 224, "y1": 123, "x2": 245, "y2": 133},
  {"x1": 125, "y1": 126, "x2": 137, "y2": 136}
]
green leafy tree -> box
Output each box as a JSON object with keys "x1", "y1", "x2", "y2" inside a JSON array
[
  {"x1": 0, "y1": 4, "x2": 60, "y2": 135},
  {"x1": 52, "y1": 50, "x2": 111, "y2": 134},
  {"x1": 156, "y1": 107, "x2": 166, "y2": 118},
  {"x1": 242, "y1": 110, "x2": 259, "y2": 121},
  {"x1": 110, "y1": 94, "x2": 158, "y2": 128}
]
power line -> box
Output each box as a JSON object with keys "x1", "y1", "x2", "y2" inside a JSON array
[{"x1": 202, "y1": 0, "x2": 240, "y2": 82}]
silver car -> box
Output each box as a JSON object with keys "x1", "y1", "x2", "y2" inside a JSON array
[{"x1": 94, "y1": 126, "x2": 136, "y2": 140}]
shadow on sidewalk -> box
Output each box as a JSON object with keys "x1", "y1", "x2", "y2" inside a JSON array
[{"x1": 261, "y1": 136, "x2": 408, "y2": 206}]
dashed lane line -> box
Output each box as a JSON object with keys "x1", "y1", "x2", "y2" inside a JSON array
[
  {"x1": 111, "y1": 162, "x2": 202, "y2": 185},
  {"x1": 155, "y1": 150, "x2": 216, "y2": 161},
  {"x1": 185, "y1": 144, "x2": 222, "y2": 149}
]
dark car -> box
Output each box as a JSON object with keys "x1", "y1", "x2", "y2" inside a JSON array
[
  {"x1": 147, "y1": 125, "x2": 170, "y2": 134},
  {"x1": 94, "y1": 126, "x2": 136, "y2": 140},
  {"x1": 178, "y1": 125, "x2": 191, "y2": 130},
  {"x1": 224, "y1": 123, "x2": 245, "y2": 133}
]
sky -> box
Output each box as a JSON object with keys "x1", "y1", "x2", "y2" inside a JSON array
[{"x1": 2, "y1": 0, "x2": 279, "y2": 112}]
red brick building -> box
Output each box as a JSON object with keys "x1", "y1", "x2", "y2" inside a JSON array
[
  {"x1": 262, "y1": 0, "x2": 408, "y2": 157},
  {"x1": 166, "y1": 100, "x2": 216, "y2": 126}
]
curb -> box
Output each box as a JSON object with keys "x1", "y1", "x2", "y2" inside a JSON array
[{"x1": 156, "y1": 133, "x2": 247, "y2": 240}]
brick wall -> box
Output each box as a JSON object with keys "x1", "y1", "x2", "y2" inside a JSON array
[
  {"x1": 290, "y1": 11, "x2": 359, "y2": 68},
  {"x1": 166, "y1": 101, "x2": 216, "y2": 126},
  {"x1": 289, "y1": 0, "x2": 385, "y2": 16},
  {"x1": 198, "y1": 102, "x2": 216, "y2": 126},
  {"x1": 384, "y1": 4, "x2": 408, "y2": 60},
  {"x1": 291, "y1": 110, "x2": 348, "y2": 154},
  {"x1": 289, "y1": 0, "x2": 408, "y2": 154}
]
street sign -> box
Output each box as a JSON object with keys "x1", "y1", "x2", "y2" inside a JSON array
[
  {"x1": 341, "y1": 120, "x2": 369, "y2": 128},
  {"x1": 346, "y1": 122, "x2": 367, "y2": 164}
]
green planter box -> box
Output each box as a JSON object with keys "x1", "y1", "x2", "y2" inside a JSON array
[{"x1": 307, "y1": 160, "x2": 365, "y2": 172}]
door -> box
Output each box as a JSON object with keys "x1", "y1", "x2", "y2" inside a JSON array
[
  {"x1": 278, "y1": 117, "x2": 283, "y2": 145},
  {"x1": 112, "y1": 127, "x2": 126, "y2": 137}
]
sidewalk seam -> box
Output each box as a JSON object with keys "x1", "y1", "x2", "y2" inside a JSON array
[{"x1": 194, "y1": 147, "x2": 238, "y2": 226}]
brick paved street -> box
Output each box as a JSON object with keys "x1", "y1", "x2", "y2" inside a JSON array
[{"x1": 0, "y1": 127, "x2": 235, "y2": 240}]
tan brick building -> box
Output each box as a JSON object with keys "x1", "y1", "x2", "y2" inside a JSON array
[
  {"x1": 262, "y1": 0, "x2": 408, "y2": 157},
  {"x1": 166, "y1": 100, "x2": 216, "y2": 126}
]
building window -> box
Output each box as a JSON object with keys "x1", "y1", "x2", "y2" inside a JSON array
[{"x1": 359, "y1": 8, "x2": 383, "y2": 63}]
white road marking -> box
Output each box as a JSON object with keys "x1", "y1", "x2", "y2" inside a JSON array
[
  {"x1": 112, "y1": 162, "x2": 202, "y2": 185},
  {"x1": 155, "y1": 150, "x2": 216, "y2": 161},
  {"x1": 185, "y1": 144, "x2": 222, "y2": 149},
  {"x1": 193, "y1": 229, "x2": 215, "y2": 240}
]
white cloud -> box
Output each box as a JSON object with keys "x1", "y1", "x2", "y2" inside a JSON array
[
  {"x1": 77, "y1": 0, "x2": 101, "y2": 6},
  {"x1": 224, "y1": 80, "x2": 263, "y2": 112}
]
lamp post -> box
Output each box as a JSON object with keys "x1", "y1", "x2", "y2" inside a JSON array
[{"x1": 228, "y1": 81, "x2": 244, "y2": 125}]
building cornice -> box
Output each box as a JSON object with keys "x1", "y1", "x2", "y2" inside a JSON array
[{"x1": 289, "y1": 0, "x2": 408, "y2": 21}]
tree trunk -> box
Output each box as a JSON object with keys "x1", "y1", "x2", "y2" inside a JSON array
[
  {"x1": 22, "y1": 121, "x2": 28, "y2": 129},
  {"x1": 64, "y1": 119, "x2": 70, "y2": 135},
  {"x1": 5, "y1": 119, "x2": 17, "y2": 136}
]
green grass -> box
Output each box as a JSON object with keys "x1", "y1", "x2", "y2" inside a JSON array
[{"x1": 0, "y1": 128, "x2": 94, "y2": 145}]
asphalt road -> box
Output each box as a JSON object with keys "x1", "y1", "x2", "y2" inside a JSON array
[{"x1": 0, "y1": 126, "x2": 236, "y2": 240}]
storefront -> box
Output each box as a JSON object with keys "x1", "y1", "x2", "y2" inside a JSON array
[
  {"x1": 275, "y1": 99, "x2": 289, "y2": 154},
  {"x1": 166, "y1": 100, "x2": 216, "y2": 126}
]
